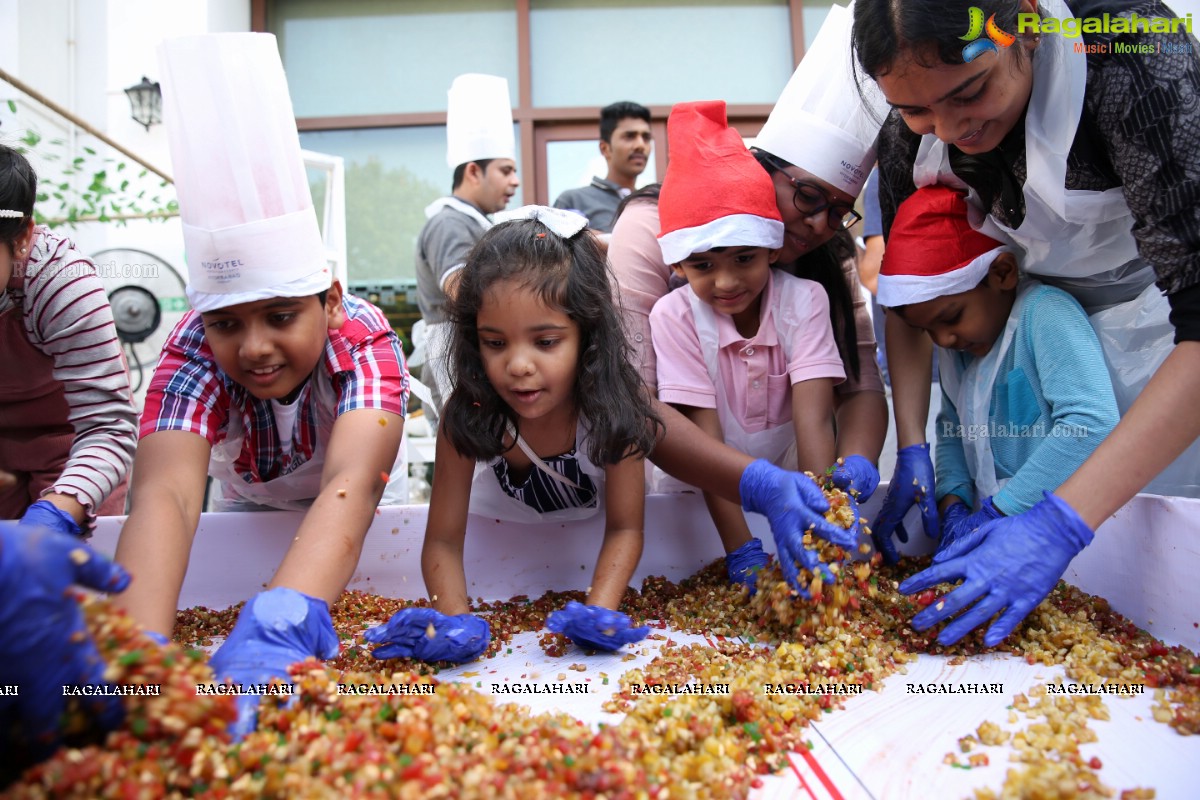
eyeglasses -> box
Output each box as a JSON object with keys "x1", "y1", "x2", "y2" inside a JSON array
[{"x1": 757, "y1": 152, "x2": 862, "y2": 231}]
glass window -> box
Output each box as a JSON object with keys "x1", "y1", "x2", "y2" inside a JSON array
[
  {"x1": 529, "y1": 0, "x2": 792, "y2": 107},
  {"x1": 545, "y1": 140, "x2": 657, "y2": 207},
  {"x1": 299, "y1": 126, "x2": 524, "y2": 282},
  {"x1": 801, "y1": 0, "x2": 836, "y2": 48},
  {"x1": 271, "y1": 0, "x2": 519, "y2": 117}
]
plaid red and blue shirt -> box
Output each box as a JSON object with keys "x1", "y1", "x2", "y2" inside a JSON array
[{"x1": 140, "y1": 293, "x2": 408, "y2": 485}]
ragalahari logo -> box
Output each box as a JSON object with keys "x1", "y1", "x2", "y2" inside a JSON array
[{"x1": 961, "y1": 7, "x2": 1016, "y2": 62}]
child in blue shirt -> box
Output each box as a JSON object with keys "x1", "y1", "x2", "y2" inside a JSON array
[{"x1": 876, "y1": 186, "x2": 1119, "y2": 556}]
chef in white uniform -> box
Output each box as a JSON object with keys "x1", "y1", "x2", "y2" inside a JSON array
[{"x1": 414, "y1": 74, "x2": 520, "y2": 429}]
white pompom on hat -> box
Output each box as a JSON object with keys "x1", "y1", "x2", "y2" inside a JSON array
[
  {"x1": 657, "y1": 100, "x2": 784, "y2": 266},
  {"x1": 877, "y1": 185, "x2": 1009, "y2": 307},
  {"x1": 755, "y1": 2, "x2": 887, "y2": 198},
  {"x1": 159, "y1": 33, "x2": 330, "y2": 313}
]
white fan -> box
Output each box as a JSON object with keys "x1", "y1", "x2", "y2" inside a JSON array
[{"x1": 91, "y1": 247, "x2": 188, "y2": 394}]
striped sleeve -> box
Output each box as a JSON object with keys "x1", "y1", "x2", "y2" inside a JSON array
[{"x1": 22, "y1": 232, "x2": 137, "y2": 514}]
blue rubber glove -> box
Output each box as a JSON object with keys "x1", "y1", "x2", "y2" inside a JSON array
[
  {"x1": 828, "y1": 455, "x2": 880, "y2": 502},
  {"x1": 208, "y1": 587, "x2": 339, "y2": 741},
  {"x1": 725, "y1": 538, "x2": 769, "y2": 591},
  {"x1": 19, "y1": 499, "x2": 83, "y2": 538},
  {"x1": 871, "y1": 443, "x2": 939, "y2": 564},
  {"x1": 740, "y1": 459, "x2": 855, "y2": 595},
  {"x1": 545, "y1": 601, "x2": 649, "y2": 652},
  {"x1": 0, "y1": 524, "x2": 131, "y2": 765},
  {"x1": 364, "y1": 607, "x2": 490, "y2": 664},
  {"x1": 143, "y1": 630, "x2": 170, "y2": 646},
  {"x1": 936, "y1": 496, "x2": 1004, "y2": 564},
  {"x1": 899, "y1": 491, "x2": 1094, "y2": 647}
]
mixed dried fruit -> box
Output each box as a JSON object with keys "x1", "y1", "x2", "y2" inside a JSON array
[{"x1": 8, "y1": 482, "x2": 1199, "y2": 798}]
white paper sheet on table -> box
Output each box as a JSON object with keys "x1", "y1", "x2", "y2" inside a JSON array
[{"x1": 81, "y1": 490, "x2": 1200, "y2": 799}]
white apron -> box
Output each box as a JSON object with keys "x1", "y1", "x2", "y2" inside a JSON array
[
  {"x1": 911, "y1": 0, "x2": 1199, "y2": 497},
  {"x1": 468, "y1": 418, "x2": 606, "y2": 524},
  {"x1": 687, "y1": 275, "x2": 815, "y2": 470},
  {"x1": 421, "y1": 197, "x2": 494, "y2": 418},
  {"x1": 209, "y1": 367, "x2": 409, "y2": 511},
  {"x1": 938, "y1": 281, "x2": 1039, "y2": 500}
]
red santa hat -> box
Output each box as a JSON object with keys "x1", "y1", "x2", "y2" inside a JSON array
[
  {"x1": 657, "y1": 100, "x2": 783, "y2": 265},
  {"x1": 877, "y1": 185, "x2": 1009, "y2": 308}
]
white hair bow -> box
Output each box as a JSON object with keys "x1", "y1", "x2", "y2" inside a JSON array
[
  {"x1": 0, "y1": 210, "x2": 25, "y2": 218},
  {"x1": 493, "y1": 204, "x2": 588, "y2": 239}
]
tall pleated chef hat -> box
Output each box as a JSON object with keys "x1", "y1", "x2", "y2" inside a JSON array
[
  {"x1": 877, "y1": 185, "x2": 1008, "y2": 308},
  {"x1": 657, "y1": 100, "x2": 783, "y2": 266},
  {"x1": 159, "y1": 33, "x2": 328, "y2": 313},
  {"x1": 446, "y1": 73, "x2": 515, "y2": 169},
  {"x1": 755, "y1": 2, "x2": 888, "y2": 198}
]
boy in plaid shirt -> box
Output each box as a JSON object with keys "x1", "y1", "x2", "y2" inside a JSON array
[{"x1": 112, "y1": 33, "x2": 408, "y2": 739}]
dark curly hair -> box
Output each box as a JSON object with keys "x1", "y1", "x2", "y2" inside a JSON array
[
  {"x1": 0, "y1": 144, "x2": 36, "y2": 256},
  {"x1": 443, "y1": 216, "x2": 662, "y2": 465}
]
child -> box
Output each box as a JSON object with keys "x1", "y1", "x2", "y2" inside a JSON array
[
  {"x1": 0, "y1": 144, "x2": 137, "y2": 536},
  {"x1": 364, "y1": 207, "x2": 660, "y2": 663},
  {"x1": 649, "y1": 101, "x2": 846, "y2": 590},
  {"x1": 110, "y1": 34, "x2": 408, "y2": 738},
  {"x1": 876, "y1": 185, "x2": 1120, "y2": 557}
]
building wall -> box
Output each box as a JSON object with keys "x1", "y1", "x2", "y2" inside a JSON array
[
  {"x1": 257, "y1": 0, "x2": 809, "y2": 282},
  {"x1": 1, "y1": 0, "x2": 250, "y2": 288}
]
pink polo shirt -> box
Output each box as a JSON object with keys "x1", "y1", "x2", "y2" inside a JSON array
[{"x1": 650, "y1": 270, "x2": 845, "y2": 433}]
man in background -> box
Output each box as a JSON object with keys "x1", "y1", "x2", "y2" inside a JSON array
[
  {"x1": 415, "y1": 74, "x2": 519, "y2": 427},
  {"x1": 553, "y1": 101, "x2": 652, "y2": 233}
]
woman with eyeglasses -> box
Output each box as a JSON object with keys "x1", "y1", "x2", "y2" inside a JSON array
[
  {"x1": 605, "y1": 4, "x2": 890, "y2": 591},
  {"x1": 852, "y1": 0, "x2": 1200, "y2": 648}
]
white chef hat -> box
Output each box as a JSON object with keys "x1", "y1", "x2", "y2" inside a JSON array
[
  {"x1": 446, "y1": 73, "x2": 515, "y2": 169},
  {"x1": 755, "y1": 2, "x2": 888, "y2": 197},
  {"x1": 159, "y1": 33, "x2": 329, "y2": 313}
]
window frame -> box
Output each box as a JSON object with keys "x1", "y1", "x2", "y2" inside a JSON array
[{"x1": 253, "y1": 0, "x2": 808, "y2": 203}]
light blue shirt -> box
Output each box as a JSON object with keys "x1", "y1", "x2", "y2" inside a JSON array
[{"x1": 935, "y1": 284, "x2": 1119, "y2": 514}]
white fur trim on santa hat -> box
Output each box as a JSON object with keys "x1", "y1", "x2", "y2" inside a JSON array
[
  {"x1": 877, "y1": 246, "x2": 1007, "y2": 308},
  {"x1": 658, "y1": 214, "x2": 784, "y2": 266}
]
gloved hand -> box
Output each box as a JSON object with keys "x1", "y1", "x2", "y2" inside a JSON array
[
  {"x1": 871, "y1": 443, "x2": 939, "y2": 564},
  {"x1": 364, "y1": 607, "x2": 490, "y2": 664},
  {"x1": 19, "y1": 499, "x2": 83, "y2": 538},
  {"x1": 208, "y1": 587, "x2": 339, "y2": 741},
  {"x1": 936, "y1": 496, "x2": 1004, "y2": 564},
  {"x1": 545, "y1": 601, "x2": 649, "y2": 652},
  {"x1": 0, "y1": 524, "x2": 130, "y2": 767},
  {"x1": 740, "y1": 459, "x2": 855, "y2": 595},
  {"x1": 828, "y1": 455, "x2": 880, "y2": 502},
  {"x1": 725, "y1": 538, "x2": 769, "y2": 591},
  {"x1": 899, "y1": 491, "x2": 1093, "y2": 647}
]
